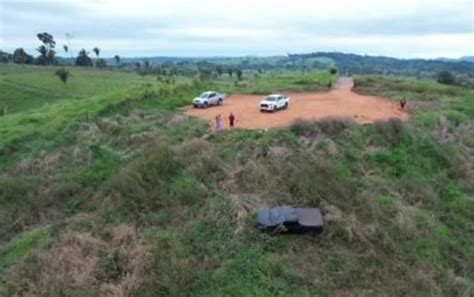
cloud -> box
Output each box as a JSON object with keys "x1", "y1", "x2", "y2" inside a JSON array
[{"x1": 0, "y1": 0, "x2": 472, "y2": 58}]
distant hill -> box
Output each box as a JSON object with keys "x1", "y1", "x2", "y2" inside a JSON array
[
  {"x1": 436, "y1": 56, "x2": 474, "y2": 63},
  {"x1": 109, "y1": 52, "x2": 474, "y2": 77},
  {"x1": 15, "y1": 51, "x2": 473, "y2": 78},
  {"x1": 289, "y1": 52, "x2": 474, "y2": 77},
  {"x1": 460, "y1": 56, "x2": 474, "y2": 62}
]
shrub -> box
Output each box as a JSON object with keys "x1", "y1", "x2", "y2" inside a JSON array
[
  {"x1": 374, "y1": 118, "x2": 405, "y2": 145},
  {"x1": 442, "y1": 110, "x2": 467, "y2": 126},
  {"x1": 4, "y1": 228, "x2": 151, "y2": 297},
  {"x1": 96, "y1": 58, "x2": 107, "y2": 69},
  {"x1": 329, "y1": 68, "x2": 337, "y2": 75},
  {"x1": 170, "y1": 175, "x2": 208, "y2": 207},
  {"x1": 288, "y1": 159, "x2": 353, "y2": 208},
  {"x1": 97, "y1": 248, "x2": 122, "y2": 281},
  {"x1": 372, "y1": 147, "x2": 411, "y2": 178},
  {"x1": 177, "y1": 139, "x2": 221, "y2": 183},
  {"x1": 436, "y1": 71, "x2": 455, "y2": 85},
  {"x1": 317, "y1": 117, "x2": 355, "y2": 136},
  {"x1": 136, "y1": 229, "x2": 198, "y2": 296},
  {"x1": 0, "y1": 228, "x2": 54, "y2": 273},
  {"x1": 54, "y1": 68, "x2": 69, "y2": 84},
  {"x1": 290, "y1": 118, "x2": 319, "y2": 137},
  {"x1": 108, "y1": 143, "x2": 182, "y2": 220}
]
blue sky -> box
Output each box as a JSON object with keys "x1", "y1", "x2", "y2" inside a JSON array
[{"x1": 1, "y1": 0, "x2": 473, "y2": 58}]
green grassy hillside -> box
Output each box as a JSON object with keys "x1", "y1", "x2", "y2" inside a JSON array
[
  {"x1": 0, "y1": 65, "x2": 472, "y2": 296},
  {"x1": 0, "y1": 64, "x2": 159, "y2": 114}
]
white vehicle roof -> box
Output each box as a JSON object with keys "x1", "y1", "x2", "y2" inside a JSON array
[
  {"x1": 198, "y1": 91, "x2": 217, "y2": 98},
  {"x1": 265, "y1": 94, "x2": 284, "y2": 99}
]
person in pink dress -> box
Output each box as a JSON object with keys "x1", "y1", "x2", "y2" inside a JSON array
[{"x1": 215, "y1": 114, "x2": 222, "y2": 132}]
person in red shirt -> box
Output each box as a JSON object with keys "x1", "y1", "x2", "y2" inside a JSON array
[
  {"x1": 229, "y1": 113, "x2": 235, "y2": 128},
  {"x1": 400, "y1": 98, "x2": 407, "y2": 110}
]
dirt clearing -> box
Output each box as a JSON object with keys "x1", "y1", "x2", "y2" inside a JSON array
[{"x1": 184, "y1": 77, "x2": 409, "y2": 130}]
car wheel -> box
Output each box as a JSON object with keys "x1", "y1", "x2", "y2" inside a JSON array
[
  {"x1": 204, "y1": 102, "x2": 209, "y2": 108},
  {"x1": 218, "y1": 99, "x2": 223, "y2": 105},
  {"x1": 273, "y1": 106, "x2": 277, "y2": 112}
]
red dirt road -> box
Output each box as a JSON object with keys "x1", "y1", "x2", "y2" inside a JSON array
[{"x1": 184, "y1": 77, "x2": 409, "y2": 130}]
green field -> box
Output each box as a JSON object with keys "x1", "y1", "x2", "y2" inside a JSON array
[
  {"x1": 0, "y1": 64, "x2": 160, "y2": 114},
  {"x1": 0, "y1": 64, "x2": 472, "y2": 296}
]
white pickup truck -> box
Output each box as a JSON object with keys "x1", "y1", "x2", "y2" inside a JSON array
[
  {"x1": 259, "y1": 94, "x2": 290, "y2": 112},
  {"x1": 192, "y1": 91, "x2": 226, "y2": 108}
]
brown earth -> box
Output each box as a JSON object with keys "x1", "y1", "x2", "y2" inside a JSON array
[{"x1": 184, "y1": 77, "x2": 409, "y2": 130}]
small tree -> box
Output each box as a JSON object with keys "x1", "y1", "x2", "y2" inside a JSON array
[
  {"x1": 114, "y1": 55, "x2": 120, "y2": 65},
  {"x1": 236, "y1": 69, "x2": 243, "y2": 81},
  {"x1": 93, "y1": 47, "x2": 100, "y2": 58},
  {"x1": 75, "y1": 49, "x2": 93, "y2": 67},
  {"x1": 227, "y1": 68, "x2": 233, "y2": 77},
  {"x1": 55, "y1": 68, "x2": 69, "y2": 84},
  {"x1": 0, "y1": 50, "x2": 11, "y2": 63},
  {"x1": 13, "y1": 48, "x2": 33, "y2": 64},
  {"x1": 216, "y1": 65, "x2": 223, "y2": 76},
  {"x1": 96, "y1": 58, "x2": 107, "y2": 68},
  {"x1": 436, "y1": 71, "x2": 455, "y2": 85},
  {"x1": 329, "y1": 68, "x2": 337, "y2": 75},
  {"x1": 36, "y1": 32, "x2": 56, "y2": 65},
  {"x1": 92, "y1": 47, "x2": 100, "y2": 67}
]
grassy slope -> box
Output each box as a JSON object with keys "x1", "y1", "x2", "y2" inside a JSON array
[
  {"x1": 1, "y1": 66, "x2": 472, "y2": 296},
  {"x1": 0, "y1": 64, "x2": 157, "y2": 114}
]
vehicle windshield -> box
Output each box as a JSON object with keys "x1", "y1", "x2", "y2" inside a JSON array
[
  {"x1": 199, "y1": 92, "x2": 211, "y2": 98},
  {"x1": 265, "y1": 96, "x2": 278, "y2": 101}
]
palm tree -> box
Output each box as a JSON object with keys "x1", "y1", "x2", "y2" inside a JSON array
[
  {"x1": 92, "y1": 47, "x2": 100, "y2": 67},
  {"x1": 114, "y1": 55, "x2": 120, "y2": 66},
  {"x1": 92, "y1": 47, "x2": 100, "y2": 57},
  {"x1": 63, "y1": 45, "x2": 69, "y2": 63},
  {"x1": 65, "y1": 33, "x2": 74, "y2": 58}
]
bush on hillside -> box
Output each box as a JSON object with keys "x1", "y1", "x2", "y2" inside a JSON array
[
  {"x1": 317, "y1": 117, "x2": 355, "y2": 136},
  {"x1": 374, "y1": 118, "x2": 405, "y2": 146},
  {"x1": 436, "y1": 71, "x2": 455, "y2": 85},
  {"x1": 290, "y1": 119, "x2": 319, "y2": 137},
  {"x1": 75, "y1": 49, "x2": 93, "y2": 67},
  {"x1": 54, "y1": 68, "x2": 69, "y2": 84},
  {"x1": 96, "y1": 58, "x2": 107, "y2": 69},
  {"x1": 288, "y1": 159, "x2": 353, "y2": 208},
  {"x1": 290, "y1": 117, "x2": 355, "y2": 138}
]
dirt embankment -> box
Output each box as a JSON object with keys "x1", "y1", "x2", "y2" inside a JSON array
[{"x1": 185, "y1": 77, "x2": 409, "y2": 130}]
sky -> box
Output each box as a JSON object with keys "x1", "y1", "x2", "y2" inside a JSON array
[{"x1": 0, "y1": 0, "x2": 473, "y2": 58}]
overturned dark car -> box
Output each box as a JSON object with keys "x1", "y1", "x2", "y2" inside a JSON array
[{"x1": 256, "y1": 206, "x2": 324, "y2": 234}]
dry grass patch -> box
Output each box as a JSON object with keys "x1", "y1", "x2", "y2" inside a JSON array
[{"x1": 4, "y1": 225, "x2": 152, "y2": 297}]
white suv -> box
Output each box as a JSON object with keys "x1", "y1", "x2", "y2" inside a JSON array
[{"x1": 259, "y1": 94, "x2": 290, "y2": 112}]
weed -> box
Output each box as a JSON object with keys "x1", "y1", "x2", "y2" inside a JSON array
[{"x1": 0, "y1": 228, "x2": 54, "y2": 274}]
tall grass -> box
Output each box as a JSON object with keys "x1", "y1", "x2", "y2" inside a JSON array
[{"x1": 1, "y1": 68, "x2": 473, "y2": 296}]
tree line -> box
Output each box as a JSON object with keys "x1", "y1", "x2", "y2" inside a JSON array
[{"x1": 0, "y1": 32, "x2": 120, "y2": 68}]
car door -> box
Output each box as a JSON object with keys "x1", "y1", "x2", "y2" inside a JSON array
[{"x1": 209, "y1": 93, "x2": 216, "y2": 104}]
